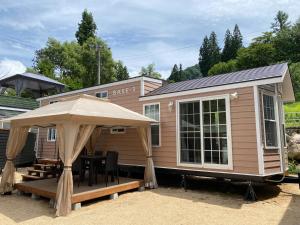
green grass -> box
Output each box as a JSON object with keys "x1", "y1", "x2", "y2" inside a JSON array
[{"x1": 284, "y1": 102, "x2": 300, "y2": 113}]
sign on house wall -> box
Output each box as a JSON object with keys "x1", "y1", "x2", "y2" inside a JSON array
[{"x1": 112, "y1": 86, "x2": 136, "y2": 96}]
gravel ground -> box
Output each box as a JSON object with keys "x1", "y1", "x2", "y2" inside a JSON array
[{"x1": 0, "y1": 170, "x2": 300, "y2": 225}]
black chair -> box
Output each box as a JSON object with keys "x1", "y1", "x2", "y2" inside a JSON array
[{"x1": 104, "y1": 151, "x2": 119, "y2": 186}]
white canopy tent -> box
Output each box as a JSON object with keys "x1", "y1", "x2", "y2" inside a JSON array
[{"x1": 0, "y1": 94, "x2": 158, "y2": 216}]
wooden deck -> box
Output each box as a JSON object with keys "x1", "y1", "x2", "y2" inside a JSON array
[{"x1": 15, "y1": 177, "x2": 144, "y2": 204}]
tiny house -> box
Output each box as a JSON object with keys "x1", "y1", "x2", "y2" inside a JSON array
[{"x1": 36, "y1": 63, "x2": 294, "y2": 182}]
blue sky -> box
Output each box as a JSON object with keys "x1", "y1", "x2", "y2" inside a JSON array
[{"x1": 0, "y1": 0, "x2": 299, "y2": 79}]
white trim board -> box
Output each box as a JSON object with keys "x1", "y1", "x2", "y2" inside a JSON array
[
  {"x1": 0, "y1": 106, "x2": 31, "y2": 112},
  {"x1": 139, "y1": 77, "x2": 284, "y2": 101},
  {"x1": 37, "y1": 76, "x2": 162, "y2": 101},
  {"x1": 253, "y1": 86, "x2": 264, "y2": 175}
]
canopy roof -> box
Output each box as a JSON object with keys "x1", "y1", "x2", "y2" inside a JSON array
[{"x1": 5, "y1": 94, "x2": 155, "y2": 127}]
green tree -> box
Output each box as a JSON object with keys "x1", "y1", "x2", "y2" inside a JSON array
[
  {"x1": 168, "y1": 64, "x2": 179, "y2": 82},
  {"x1": 208, "y1": 59, "x2": 237, "y2": 76},
  {"x1": 114, "y1": 60, "x2": 129, "y2": 81},
  {"x1": 252, "y1": 32, "x2": 274, "y2": 44},
  {"x1": 271, "y1": 10, "x2": 291, "y2": 33},
  {"x1": 221, "y1": 29, "x2": 233, "y2": 62},
  {"x1": 289, "y1": 62, "x2": 300, "y2": 101},
  {"x1": 231, "y1": 24, "x2": 243, "y2": 58},
  {"x1": 199, "y1": 35, "x2": 211, "y2": 76},
  {"x1": 208, "y1": 31, "x2": 221, "y2": 66},
  {"x1": 139, "y1": 63, "x2": 161, "y2": 79},
  {"x1": 75, "y1": 9, "x2": 97, "y2": 45},
  {"x1": 236, "y1": 43, "x2": 276, "y2": 70},
  {"x1": 273, "y1": 22, "x2": 300, "y2": 63},
  {"x1": 183, "y1": 64, "x2": 202, "y2": 80},
  {"x1": 199, "y1": 32, "x2": 221, "y2": 76},
  {"x1": 34, "y1": 37, "x2": 115, "y2": 89}
]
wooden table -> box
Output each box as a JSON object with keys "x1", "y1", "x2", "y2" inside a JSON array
[{"x1": 80, "y1": 155, "x2": 106, "y2": 186}]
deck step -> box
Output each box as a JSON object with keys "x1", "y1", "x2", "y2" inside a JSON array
[
  {"x1": 22, "y1": 174, "x2": 43, "y2": 181},
  {"x1": 28, "y1": 169, "x2": 52, "y2": 174},
  {"x1": 33, "y1": 163, "x2": 56, "y2": 169}
]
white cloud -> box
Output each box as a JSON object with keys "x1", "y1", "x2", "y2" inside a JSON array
[{"x1": 0, "y1": 59, "x2": 26, "y2": 79}]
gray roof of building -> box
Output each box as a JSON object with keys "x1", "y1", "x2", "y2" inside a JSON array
[
  {"x1": 0, "y1": 72, "x2": 65, "y2": 87},
  {"x1": 145, "y1": 63, "x2": 288, "y2": 97}
]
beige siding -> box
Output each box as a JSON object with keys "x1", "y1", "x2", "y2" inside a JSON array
[
  {"x1": 38, "y1": 82, "x2": 262, "y2": 175},
  {"x1": 144, "y1": 81, "x2": 162, "y2": 95}
]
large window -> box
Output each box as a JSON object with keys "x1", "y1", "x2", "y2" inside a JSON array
[
  {"x1": 263, "y1": 94, "x2": 278, "y2": 148},
  {"x1": 178, "y1": 96, "x2": 231, "y2": 168},
  {"x1": 144, "y1": 103, "x2": 160, "y2": 147},
  {"x1": 47, "y1": 128, "x2": 56, "y2": 142}
]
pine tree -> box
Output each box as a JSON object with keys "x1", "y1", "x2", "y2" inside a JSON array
[
  {"x1": 75, "y1": 9, "x2": 97, "y2": 45},
  {"x1": 179, "y1": 64, "x2": 186, "y2": 81},
  {"x1": 221, "y1": 29, "x2": 233, "y2": 62},
  {"x1": 199, "y1": 36, "x2": 211, "y2": 76},
  {"x1": 208, "y1": 31, "x2": 221, "y2": 67},
  {"x1": 231, "y1": 24, "x2": 243, "y2": 58},
  {"x1": 168, "y1": 64, "x2": 179, "y2": 82}
]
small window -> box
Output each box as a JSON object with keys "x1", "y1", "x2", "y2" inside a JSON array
[
  {"x1": 110, "y1": 127, "x2": 126, "y2": 134},
  {"x1": 263, "y1": 94, "x2": 278, "y2": 148},
  {"x1": 144, "y1": 103, "x2": 160, "y2": 147},
  {"x1": 47, "y1": 128, "x2": 56, "y2": 141},
  {"x1": 96, "y1": 91, "x2": 108, "y2": 99}
]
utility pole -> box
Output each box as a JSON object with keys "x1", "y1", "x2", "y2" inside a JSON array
[{"x1": 96, "y1": 44, "x2": 101, "y2": 85}]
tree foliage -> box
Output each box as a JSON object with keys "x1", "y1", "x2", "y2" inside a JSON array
[
  {"x1": 139, "y1": 63, "x2": 161, "y2": 79},
  {"x1": 114, "y1": 60, "x2": 129, "y2": 81},
  {"x1": 34, "y1": 37, "x2": 115, "y2": 90},
  {"x1": 271, "y1": 10, "x2": 291, "y2": 33},
  {"x1": 289, "y1": 62, "x2": 300, "y2": 101},
  {"x1": 75, "y1": 9, "x2": 97, "y2": 45},
  {"x1": 236, "y1": 43, "x2": 276, "y2": 69},
  {"x1": 199, "y1": 32, "x2": 221, "y2": 76},
  {"x1": 208, "y1": 59, "x2": 237, "y2": 76},
  {"x1": 221, "y1": 29, "x2": 233, "y2": 62}
]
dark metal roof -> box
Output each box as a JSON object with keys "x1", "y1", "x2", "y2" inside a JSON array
[
  {"x1": 0, "y1": 72, "x2": 65, "y2": 88},
  {"x1": 144, "y1": 63, "x2": 288, "y2": 97}
]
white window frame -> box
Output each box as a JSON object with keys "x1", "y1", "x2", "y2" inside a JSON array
[
  {"x1": 110, "y1": 127, "x2": 126, "y2": 134},
  {"x1": 47, "y1": 128, "x2": 56, "y2": 142},
  {"x1": 95, "y1": 91, "x2": 108, "y2": 99},
  {"x1": 176, "y1": 94, "x2": 233, "y2": 170},
  {"x1": 143, "y1": 102, "x2": 161, "y2": 147},
  {"x1": 261, "y1": 92, "x2": 279, "y2": 149}
]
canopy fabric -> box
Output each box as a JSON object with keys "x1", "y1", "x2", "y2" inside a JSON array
[
  {"x1": 55, "y1": 123, "x2": 95, "y2": 216},
  {"x1": 4, "y1": 94, "x2": 156, "y2": 127},
  {"x1": 85, "y1": 127, "x2": 102, "y2": 155},
  {"x1": 137, "y1": 126, "x2": 158, "y2": 188},
  {"x1": 0, "y1": 125, "x2": 29, "y2": 193},
  {"x1": 1, "y1": 94, "x2": 157, "y2": 216}
]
